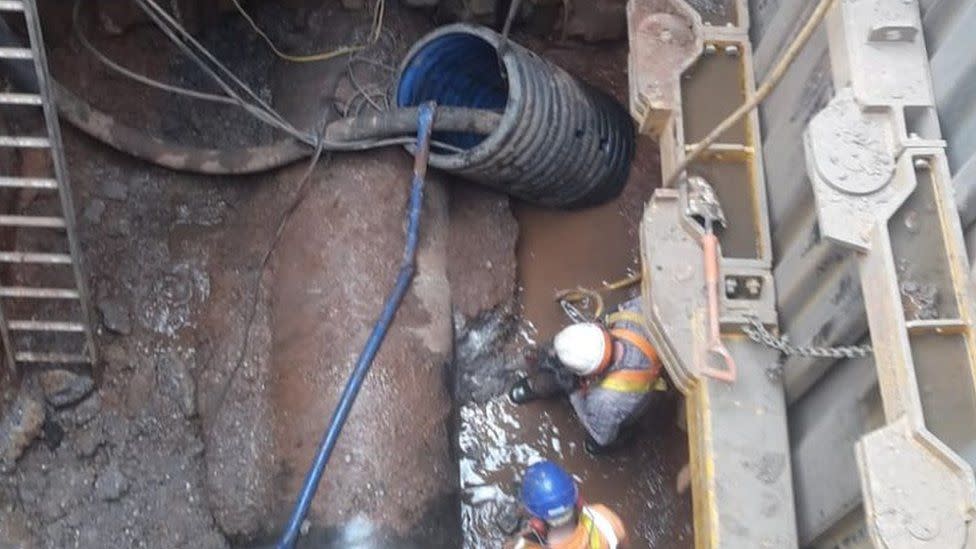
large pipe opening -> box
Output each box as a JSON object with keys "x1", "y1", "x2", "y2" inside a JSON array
[{"x1": 396, "y1": 32, "x2": 508, "y2": 152}]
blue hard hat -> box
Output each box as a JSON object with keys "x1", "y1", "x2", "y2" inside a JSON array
[{"x1": 520, "y1": 460, "x2": 578, "y2": 522}]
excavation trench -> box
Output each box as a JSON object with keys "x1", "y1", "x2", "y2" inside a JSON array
[
  {"x1": 449, "y1": 39, "x2": 692, "y2": 549},
  {"x1": 0, "y1": 2, "x2": 691, "y2": 548}
]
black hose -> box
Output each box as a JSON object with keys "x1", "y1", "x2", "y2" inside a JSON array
[
  {"x1": 54, "y1": 82, "x2": 313, "y2": 174},
  {"x1": 51, "y1": 80, "x2": 498, "y2": 173},
  {"x1": 325, "y1": 106, "x2": 500, "y2": 143}
]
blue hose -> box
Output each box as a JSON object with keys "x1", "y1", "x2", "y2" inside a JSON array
[{"x1": 276, "y1": 102, "x2": 438, "y2": 549}]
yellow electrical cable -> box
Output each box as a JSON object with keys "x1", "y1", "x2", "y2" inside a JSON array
[
  {"x1": 604, "y1": 273, "x2": 641, "y2": 291},
  {"x1": 230, "y1": 0, "x2": 385, "y2": 63}
]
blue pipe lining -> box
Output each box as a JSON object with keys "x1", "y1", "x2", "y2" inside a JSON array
[{"x1": 396, "y1": 33, "x2": 508, "y2": 150}]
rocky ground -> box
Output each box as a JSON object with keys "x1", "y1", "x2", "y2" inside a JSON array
[{"x1": 0, "y1": 1, "x2": 690, "y2": 547}]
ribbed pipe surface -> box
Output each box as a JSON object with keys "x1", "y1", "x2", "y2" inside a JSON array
[{"x1": 396, "y1": 24, "x2": 635, "y2": 208}]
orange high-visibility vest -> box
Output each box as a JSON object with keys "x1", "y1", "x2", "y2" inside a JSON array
[
  {"x1": 513, "y1": 505, "x2": 626, "y2": 549},
  {"x1": 595, "y1": 328, "x2": 662, "y2": 394}
]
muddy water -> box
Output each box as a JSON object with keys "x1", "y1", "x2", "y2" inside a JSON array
[
  {"x1": 514, "y1": 201, "x2": 643, "y2": 342},
  {"x1": 514, "y1": 40, "x2": 669, "y2": 342},
  {"x1": 458, "y1": 40, "x2": 692, "y2": 549},
  {"x1": 460, "y1": 396, "x2": 691, "y2": 548},
  {"x1": 460, "y1": 166, "x2": 694, "y2": 546}
]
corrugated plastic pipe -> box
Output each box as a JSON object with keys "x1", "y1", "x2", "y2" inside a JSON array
[
  {"x1": 396, "y1": 24, "x2": 636, "y2": 208},
  {"x1": 275, "y1": 101, "x2": 437, "y2": 549}
]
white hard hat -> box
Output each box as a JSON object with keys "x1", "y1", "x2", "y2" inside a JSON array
[{"x1": 553, "y1": 323, "x2": 610, "y2": 376}]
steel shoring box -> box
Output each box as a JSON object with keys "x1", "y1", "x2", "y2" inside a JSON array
[
  {"x1": 802, "y1": 1, "x2": 976, "y2": 546},
  {"x1": 629, "y1": 0, "x2": 976, "y2": 547},
  {"x1": 629, "y1": 0, "x2": 794, "y2": 547}
]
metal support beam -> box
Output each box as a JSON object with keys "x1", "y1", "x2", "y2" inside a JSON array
[
  {"x1": 800, "y1": 1, "x2": 976, "y2": 546},
  {"x1": 629, "y1": 0, "x2": 797, "y2": 546}
]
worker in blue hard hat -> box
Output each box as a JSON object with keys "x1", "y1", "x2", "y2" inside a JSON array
[
  {"x1": 505, "y1": 460, "x2": 627, "y2": 549},
  {"x1": 508, "y1": 298, "x2": 664, "y2": 455}
]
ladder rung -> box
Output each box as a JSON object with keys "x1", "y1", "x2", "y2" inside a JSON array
[
  {"x1": 0, "y1": 136, "x2": 50, "y2": 148},
  {"x1": 0, "y1": 287, "x2": 80, "y2": 299},
  {"x1": 0, "y1": 215, "x2": 65, "y2": 228},
  {"x1": 0, "y1": 93, "x2": 42, "y2": 106},
  {"x1": 15, "y1": 352, "x2": 91, "y2": 364},
  {"x1": 0, "y1": 1, "x2": 24, "y2": 11},
  {"x1": 0, "y1": 177, "x2": 58, "y2": 189},
  {"x1": 0, "y1": 47, "x2": 32, "y2": 59},
  {"x1": 8, "y1": 320, "x2": 86, "y2": 332},
  {"x1": 0, "y1": 251, "x2": 72, "y2": 264}
]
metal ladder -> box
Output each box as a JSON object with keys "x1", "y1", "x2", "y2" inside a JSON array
[{"x1": 0, "y1": 0, "x2": 96, "y2": 372}]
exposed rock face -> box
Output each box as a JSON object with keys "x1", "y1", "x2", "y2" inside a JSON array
[
  {"x1": 195, "y1": 149, "x2": 462, "y2": 543},
  {"x1": 0, "y1": 395, "x2": 45, "y2": 473},
  {"x1": 447, "y1": 185, "x2": 518, "y2": 319},
  {"x1": 94, "y1": 462, "x2": 130, "y2": 501},
  {"x1": 266, "y1": 149, "x2": 458, "y2": 545},
  {"x1": 97, "y1": 298, "x2": 132, "y2": 336},
  {"x1": 38, "y1": 371, "x2": 95, "y2": 409},
  {"x1": 92, "y1": 0, "x2": 234, "y2": 36}
]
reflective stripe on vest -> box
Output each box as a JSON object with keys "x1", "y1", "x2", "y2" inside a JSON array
[
  {"x1": 590, "y1": 328, "x2": 661, "y2": 394},
  {"x1": 579, "y1": 506, "x2": 619, "y2": 549},
  {"x1": 517, "y1": 507, "x2": 621, "y2": 549},
  {"x1": 598, "y1": 368, "x2": 658, "y2": 393}
]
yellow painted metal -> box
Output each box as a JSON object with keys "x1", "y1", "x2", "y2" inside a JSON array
[{"x1": 630, "y1": 0, "x2": 793, "y2": 546}]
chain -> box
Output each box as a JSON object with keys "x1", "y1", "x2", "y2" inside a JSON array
[
  {"x1": 558, "y1": 298, "x2": 595, "y2": 324},
  {"x1": 742, "y1": 316, "x2": 873, "y2": 359}
]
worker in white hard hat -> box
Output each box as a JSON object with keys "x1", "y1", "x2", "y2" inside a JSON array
[{"x1": 509, "y1": 298, "x2": 663, "y2": 455}]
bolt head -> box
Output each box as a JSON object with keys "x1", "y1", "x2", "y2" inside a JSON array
[
  {"x1": 746, "y1": 278, "x2": 762, "y2": 296},
  {"x1": 724, "y1": 277, "x2": 738, "y2": 297}
]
